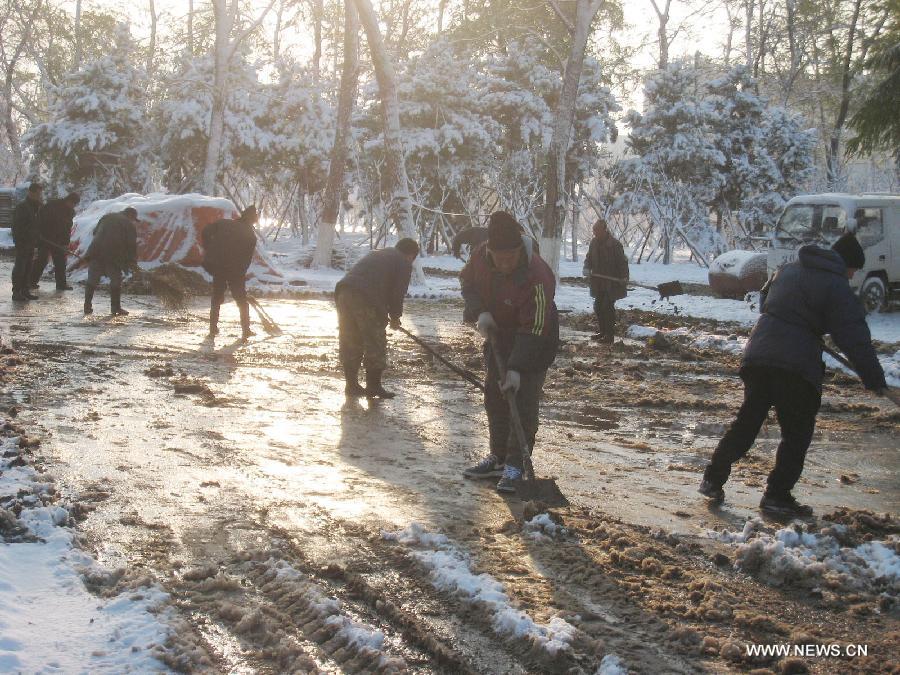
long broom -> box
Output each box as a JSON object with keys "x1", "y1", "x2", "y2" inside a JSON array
[{"x1": 247, "y1": 295, "x2": 283, "y2": 336}]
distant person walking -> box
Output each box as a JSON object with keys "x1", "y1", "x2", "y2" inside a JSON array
[
  {"x1": 582, "y1": 218, "x2": 629, "y2": 343},
  {"x1": 201, "y1": 205, "x2": 259, "y2": 340},
  {"x1": 335, "y1": 239, "x2": 419, "y2": 399},
  {"x1": 698, "y1": 234, "x2": 890, "y2": 518},
  {"x1": 84, "y1": 207, "x2": 139, "y2": 316},
  {"x1": 32, "y1": 192, "x2": 80, "y2": 291},
  {"x1": 11, "y1": 182, "x2": 43, "y2": 302}
]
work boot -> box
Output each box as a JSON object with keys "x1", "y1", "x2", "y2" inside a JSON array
[
  {"x1": 84, "y1": 286, "x2": 95, "y2": 314},
  {"x1": 110, "y1": 288, "x2": 129, "y2": 316},
  {"x1": 496, "y1": 465, "x2": 523, "y2": 493},
  {"x1": 343, "y1": 361, "x2": 367, "y2": 397},
  {"x1": 759, "y1": 493, "x2": 813, "y2": 518},
  {"x1": 57, "y1": 284, "x2": 74, "y2": 291},
  {"x1": 239, "y1": 302, "x2": 254, "y2": 340},
  {"x1": 463, "y1": 455, "x2": 505, "y2": 479},
  {"x1": 698, "y1": 479, "x2": 725, "y2": 503},
  {"x1": 12, "y1": 291, "x2": 27, "y2": 302},
  {"x1": 365, "y1": 370, "x2": 395, "y2": 399},
  {"x1": 209, "y1": 304, "x2": 220, "y2": 336}
]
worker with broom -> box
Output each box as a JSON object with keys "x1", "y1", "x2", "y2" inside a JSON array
[
  {"x1": 11, "y1": 182, "x2": 43, "y2": 302},
  {"x1": 201, "y1": 205, "x2": 259, "y2": 341},
  {"x1": 461, "y1": 211, "x2": 559, "y2": 493},
  {"x1": 582, "y1": 218, "x2": 629, "y2": 343},
  {"x1": 84, "y1": 207, "x2": 139, "y2": 316},
  {"x1": 32, "y1": 191, "x2": 80, "y2": 291},
  {"x1": 335, "y1": 238, "x2": 420, "y2": 399},
  {"x1": 698, "y1": 233, "x2": 889, "y2": 518}
]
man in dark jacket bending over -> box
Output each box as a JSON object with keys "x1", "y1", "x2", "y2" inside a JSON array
[
  {"x1": 32, "y1": 191, "x2": 80, "y2": 290},
  {"x1": 460, "y1": 211, "x2": 559, "y2": 493},
  {"x1": 202, "y1": 205, "x2": 259, "y2": 340},
  {"x1": 84, "y1": 207, "x2": 139, "y2": 315},
  {"x1": 335, "y1": 238, "x2": 419, "y2": 399},
  {"x1": 699, "y1": 234, "x2": 890, "y2": 517}
]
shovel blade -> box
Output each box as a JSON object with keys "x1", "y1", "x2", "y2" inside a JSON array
[
  {"x1": 657, "y1": 280, "x2": 684, "y2": 299},
  {"x1": 515, "y1": 478, "x2": 569, "y2": 507}
]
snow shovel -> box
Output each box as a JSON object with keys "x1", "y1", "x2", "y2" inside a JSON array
[
  {"x1": 591, "y1": 273, "x2": 683, "y2": 300},
  {"x1": 821, "y1": 341, "x2": 900, "y2": 408},
  {"x1": 488, "y1": 332, "x2": 568, "y2": 507},
  {"x1": 247, "y1": 296, "x2": 283, "y2": 336},
  {"x1": 396, "y1": 325, "x2": 485, "y2": 392}
]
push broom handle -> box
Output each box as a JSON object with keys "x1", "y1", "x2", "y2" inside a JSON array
[
  {"x1": 396, "y1": 325, "x2": 484, "y2": 392},
  {"x1": 590, "y1": 272, "x2": 657, "y2": 292},
  {"x1": 821, "y1": 340, "x2": 900, "y2": 408},
  {"x1": 488, "y1": 331, "x2": 535, "y2": 480}
]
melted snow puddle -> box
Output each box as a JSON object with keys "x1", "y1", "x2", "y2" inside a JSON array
[{"x1": 383, "y1": 520, "x2": 626, "y2": 668}]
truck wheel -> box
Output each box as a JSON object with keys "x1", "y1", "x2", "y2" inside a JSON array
[{"x1": 860, "y1": 276, "x2": 887, "y2": 314}]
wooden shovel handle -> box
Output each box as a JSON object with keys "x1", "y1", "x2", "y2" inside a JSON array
[{"x1": 488, "y1": 332, "x2": 536, "y2": 480}]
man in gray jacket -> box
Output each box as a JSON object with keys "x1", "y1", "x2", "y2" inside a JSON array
[
  {"x1": 335, "y1": 238, "x2": 419, "y2": 399},
  {"x1": 699, "y1": 234, "x2": 891, "y2": 517},
  {"x1": 582, "y1": 219, "x2": 629, "y2": 343}
]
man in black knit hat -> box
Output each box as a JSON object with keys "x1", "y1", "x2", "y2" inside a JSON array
[{"x1": 698, "y1": 233, "x2": 892, "y2": 517}]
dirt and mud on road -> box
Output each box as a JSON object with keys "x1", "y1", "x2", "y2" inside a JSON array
[{"x1": 1, "y1": 261, "x2": 898, "y2": 674}]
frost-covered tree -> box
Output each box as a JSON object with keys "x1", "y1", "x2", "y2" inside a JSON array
[{"x1": 24, "y1": 24, "x2": 152, "y2": 199}]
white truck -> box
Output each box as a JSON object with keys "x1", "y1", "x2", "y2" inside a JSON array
[{"x1": 768, "y1": 193, "x2": 900, "y2": 313}]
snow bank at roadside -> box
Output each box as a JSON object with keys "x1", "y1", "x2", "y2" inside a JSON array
[
  {"x1": 626, "y1": 324, "x2": 900, "y2": 387},
  {"x1": 709, "y1": 518, "x2": 899, "y2": 603},
  {"x1": 0, "y1": 433, "x2": 175, "y2": 673},
  {"x1": 383, "y1": 523, "x2": 578, "y2": 655}
]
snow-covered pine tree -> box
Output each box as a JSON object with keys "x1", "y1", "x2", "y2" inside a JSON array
[{"x1": 24, "y1": 24, "x2": 151, "y2": 200}]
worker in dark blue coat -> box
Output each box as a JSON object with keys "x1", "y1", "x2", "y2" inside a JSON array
[{"x1": 699, "y1": 233, "x2": 889, "y2": 518}]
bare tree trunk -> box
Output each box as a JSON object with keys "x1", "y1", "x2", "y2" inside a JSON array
[
  {"x1": 273, "y1": 0, "x2": 283, "y2": 62},
  {"x1": 187, "y1": 0, "x2": 194, "y2": 55},
  {"x1": 312, "y1": 0, "x2": 324, "y2": 81},
  {"x1": 649, "y1": 0, "x2": 671, "y2": 69},
  {"x1": 744, "y1": 0, "x2": 754, "y2": 68},
  {"x1": 74, "y1": 0, "x2": 83, "y2": 68},
  {"x1": 540, "y1": 0, "x2": 603, "y2": 277},
  {"x1": 147, "y1": 0, "x2": 158, "y2": 77},
  {"x1": 314, "y1": 0, "x2": 359, "y2": 268},
  {"x1": 826, "y1": 0, "x2": 862, "y2": 190},
  {"x1": 352, "y1": 0, "x2": 423, "y2": 282},
  {"x1": 437, "y1": 0, "x2": 448, "y2": 32},
  {"x1": 202, "y1": 0, "x2": 276, "y2": 195}
]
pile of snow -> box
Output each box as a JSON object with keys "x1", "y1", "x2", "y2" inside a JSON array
[
  {"x1": 523, "y1": 513, "x2": 568, "y2": 540},
  {"x1": 710, "y1": 518, "x2": 900, "y2": 599},
  {"x1": 70, "y1": 193, "x2": 281, "y2": 280},
  {"x1": 0, "y1": 433, "x2": 174, "y2": 672},
  {"x1": 384, "y1": 523, "x2": 579, "y2": 655},
  {"x1": 596, "y1": 653, "x2": 628, "y2": 675},
  {"x1": 708, "y1": 250, "x2": 768, "y2": 299}
]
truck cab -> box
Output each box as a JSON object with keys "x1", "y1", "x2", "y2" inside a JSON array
[{"x1": 768, "y1": 193, "x2": 900, "y2": 313}]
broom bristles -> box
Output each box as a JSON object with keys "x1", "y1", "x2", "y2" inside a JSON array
[{"x1": 145, "y1": 268, "x2": 189, "y2": 310}]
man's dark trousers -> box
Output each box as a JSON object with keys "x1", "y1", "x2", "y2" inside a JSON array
[
  {"x1": 484, "y1": 342, "x2": 546, "y2": 470},
  {"x1": 703, "y1": 365, "x2": 821, "y2": 497},
  {"x1": 593, "y1": 294, "x2": 616, "y2": 339},
  {"x1": 32, "y1": 244, "x2": 68, "y2": 288},
  {"x1": 12, "y1": 244, "x2": 35, "y2": 295},
  {"x1": 336, "y1": 288, "x2": 387, "y2": 374}
]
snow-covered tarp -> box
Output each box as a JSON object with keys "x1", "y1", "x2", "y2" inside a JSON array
[
  {"x1": 708, "y1": 250, "x2": 768, "y2": 298},
  {"x1": 70, "y1": 193, "x2": 282, "y2": 279}
]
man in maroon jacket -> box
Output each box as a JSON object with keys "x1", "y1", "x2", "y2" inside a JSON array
[{"x1": 460, "y1": 211, "x2": 559, "y2": 493}]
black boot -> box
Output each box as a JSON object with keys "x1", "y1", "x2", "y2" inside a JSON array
[
  {"x1": 238, "y1": 301, "x2": 254, "y2": 340},
  {"x1": 343, "y1": 361, "x2": 367, "y2": 397},
  {"x1": 84, "y1": 286, "x2": 95, "y2": 314},
  {"x1": 111, "y1": 288, "x2": 129, "y2": 316},
  {"x1": 209, "y1": 303, "x2": 220, "y2": 336},
  {"x1": 365, "y1": 370, "x2": 395, "y2": 399}
]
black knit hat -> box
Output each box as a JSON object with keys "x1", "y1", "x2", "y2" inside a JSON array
[
  {"x1": 487, "y1": 211, "x2": 523, "y2": 250},
  {"x1": 832, "y1": 233, "x2": 865, "y2": 269}
]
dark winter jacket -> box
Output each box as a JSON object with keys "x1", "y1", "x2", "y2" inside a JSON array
[
  {"x1": 201, "y1": 217, "x2": 257, "y2": 278},
  {"x1": 86, "y1": 212, "x2": 138, "y2": 269},
  {"x1": 743, "y1": 245, "x2": 886, "y2": 391},
  {"x1": 583, "y1": 235, "x2": 629, "y2": 300},
  {"x1": 37, "y1": 198, "x2": 76, "y2": 246},
  {"x1": 452, "y1": 227, "x2": 489, "y2": 258},
  {"x1": 335, "y1": 248, "x2": 414, "y2": 323},
  {"x1": 461, "y1": 239, "x2": 559, "y2": 373},
  {"x1": 12, "y1": 198, "x2": 41, "y2": 248}
]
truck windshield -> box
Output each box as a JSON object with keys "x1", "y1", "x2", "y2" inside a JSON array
[{"x1": 775, "y1": 204, "x2": 846, "y2": 243}]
